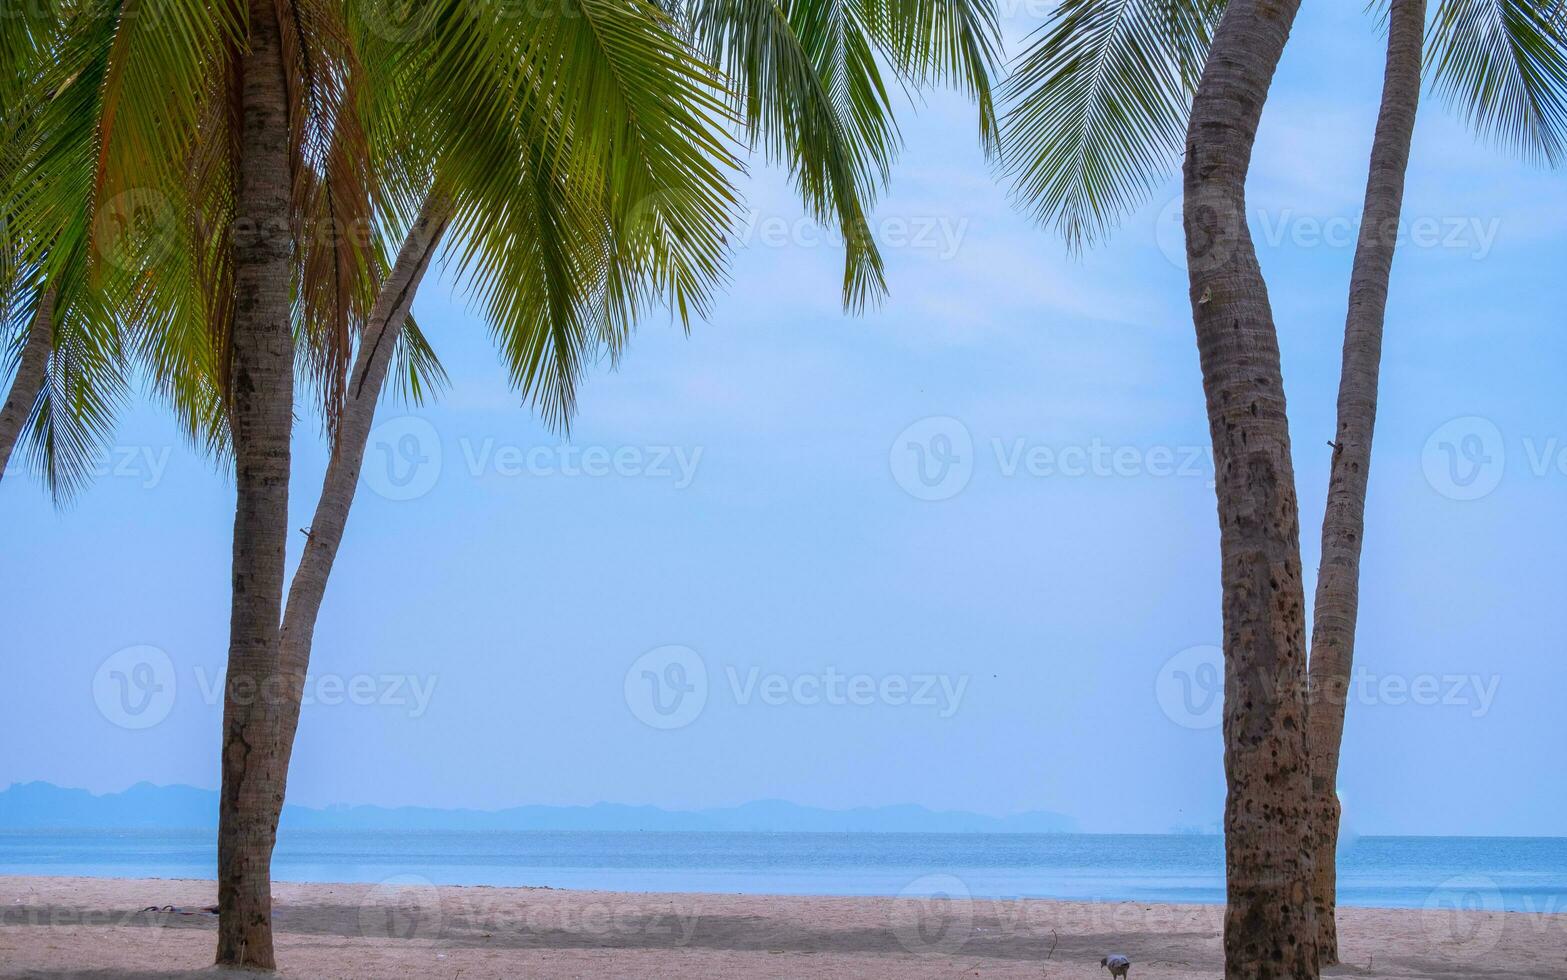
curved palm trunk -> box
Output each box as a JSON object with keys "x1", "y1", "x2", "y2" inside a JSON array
[
  {"x1": 1307, "y1": 0, "x2": 1425, "y2": 963},
  {"x1": 1181, "y1": 1, "x2": 1317, "y2": 977},
  {"x1": 0, "y1": 288, "x2": 55, "y2": 480},
  {"x1": 272, "y1": 194, "x2": 450, "y2": 779},
  {"x1": 216, "y1": 0, "x2": 296, "y2": 967}
]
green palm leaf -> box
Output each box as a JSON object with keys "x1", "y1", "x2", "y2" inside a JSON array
[
  {"x1": 352, "y1": 0, "x2": 740, "y2": 428},
  {"x1": 686, "y1": 0, "x2": 899, "y2": 308},
  {"x1": 867, "y1": 0, "x2": 1003, "y2": 150},
  {"x1": 999, "y1": 0, "x2": 1221, "y2": 251},
  {"x1": 1427, "y1": 0, "x2": 1567, "y2": 163},
  {"x1": 23, "y1": 294, "x2": 130, "y2": 500}
]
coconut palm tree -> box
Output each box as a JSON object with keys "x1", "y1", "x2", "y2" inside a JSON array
[
  {"x1": 998, "y1": 0, "x2": 1567, "y2": 973},
  {"x1": 1303, "y1": 0, "x2": 1427, "y2": 961},
  {"x1": 1309, "y1": 0, "x2": 1567, "y2": 960},
  {"x1": 5, "y1": 0, "x2": 998, "y2": 966},
  {"x1": 1180, "y1": 2, "x2": 1318, "y2": 972},
  {"x1": 6, "y1": 0, "x2": 996, "y2": 964},
  {"x1": 226, "y1": 0, "x2": 749, "y2": 963},
  {"x1": 6, "y1": 0, "x2": 532, "y2": 963}
]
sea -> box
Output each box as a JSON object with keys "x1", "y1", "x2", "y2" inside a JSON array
[{"x1": 3, "y1": 830, "x2": 1564, "y2": 913}]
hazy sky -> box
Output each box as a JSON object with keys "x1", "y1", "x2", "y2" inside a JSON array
[{"x1": 3, "y1": 5, "x2": 1564, "y2": 836}]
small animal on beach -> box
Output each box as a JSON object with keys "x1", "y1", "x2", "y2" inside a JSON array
[{"x1": 1100, "y1": 953, "x2": 1131, "y2": 978}]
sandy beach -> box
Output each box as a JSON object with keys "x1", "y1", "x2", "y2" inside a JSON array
[{"x1": 2, "y1": 875, "x2": 1563, "y2": 978}]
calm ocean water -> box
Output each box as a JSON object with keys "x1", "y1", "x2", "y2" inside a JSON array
[{"x1": 3, "y1": 831, "x2": 1564, "y2": 912}]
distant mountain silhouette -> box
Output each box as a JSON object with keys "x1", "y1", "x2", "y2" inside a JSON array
[{"x1": 0, "y1": 782, "x2": 1076, "y2": 833}]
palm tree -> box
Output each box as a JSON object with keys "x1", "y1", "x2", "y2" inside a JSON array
[
  {"x1": 8, "y1": 0, "x2": 996, "y2": 965},
  {"x1": 1308, "y1": 0, "x2": 1567, "y2": 960},
  {"x1": 1181, "y1": 2, "x2": 1317, "y2": 972},
  {"x1": 998, "y1": 0, "x2": 1567, "y2": 973},
  {"x1": 221, "y1": 0, "x2": 751, "y2": 963},
  {"x1": 208, "y1": 1, "x2": 296, "y2": 963},
  {"x1": 1304, "y1": 0, "x2": 1428, "y2": 959},
  {"x1": 7, "y1": 1, "x2": 458, "y2": 963}
]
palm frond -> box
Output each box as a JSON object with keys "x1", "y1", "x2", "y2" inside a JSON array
[
  {"x1": 387, "y1": 312, "x2": 449, "y2": 407},
  {"x1": 1428, "y1": 0, "x2": 1567, "y2": 163},
  {"x1": 0, "y1": 0, "x2": 62, "y2": 108},
  {"x1": 284, "y1": 0, "x2": 378, "y2": 435},
  {"x1": 999, "y1": 0, "x2": 1222, "y2": 251},
  {"x1": 863, "y1": 0, "x2": 1004, "y2": 152},
  {"x1": 92, "y1": 0, "x2": 243, "y2": 228},
  {"x1": 687, "y1": 0, "x2": 897, "y2": 309},
  {"x1": 1, "y1": 5, "x2": 137, "y2": 499},
  {"x1": 355, "y1": 0, "x2": 740, "y2": 428},
  {"x1": 22, "y1": 293, "x2": 131, "y2": 501}
]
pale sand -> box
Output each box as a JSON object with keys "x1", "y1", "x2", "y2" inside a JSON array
[{"x1": 3, "y1": 876, "x2": 1564, "y2": 978}]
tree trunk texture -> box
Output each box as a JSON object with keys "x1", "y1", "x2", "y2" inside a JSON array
[
  {"x1": 215, "y1": 0, "x2": 296, "y2": 967},
  {"x1": 0, "y1": 288, "x2": 55, "y2": 481},
  {"x1": 272, "y1": 194, "x2": 450, "y2": 780},
  {"x1": 1181, "y1": 0, "x2": 1317, "y2": 977},
  {"x1": 1307, "y1": 0, "x2": 1425, "y2": 964}
]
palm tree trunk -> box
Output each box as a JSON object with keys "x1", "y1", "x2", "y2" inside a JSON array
[
  {"x1": 0, "y1": 288, "x2": 55, "y2": 480},
  {"x1": 1307, "y1": 0, "x2": 1425, "y2": 963},
  {"x1": 1181, "y1": 1, "x2": 1317, "y2": 977},
  {"x1": 215, "y1": 0, "x2": 296, "y2": 967},
  {"x1": 272, "y1": 193, "x2": 450, "y2": 777}
]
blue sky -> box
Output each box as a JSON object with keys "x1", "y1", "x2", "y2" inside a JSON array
[{"x1": 3, "y1": 4, "x2": 1564, "y2": 836}]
